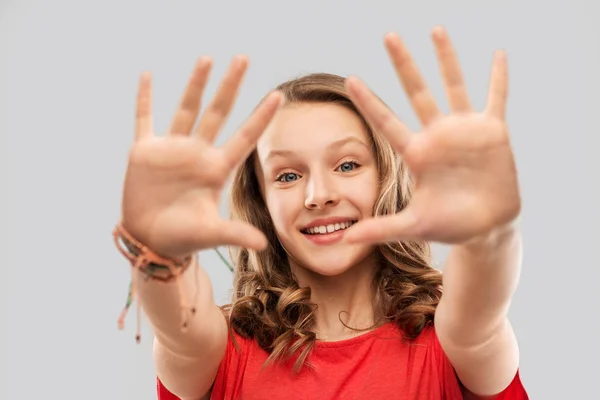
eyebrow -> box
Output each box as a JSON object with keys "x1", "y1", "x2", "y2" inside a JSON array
[{"x1": 264, "y1": 136, "x2": 371, "y2": 163}]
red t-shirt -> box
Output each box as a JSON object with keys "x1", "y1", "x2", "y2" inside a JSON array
[{"x1": 158, "y1": 323, "x2": 528, "y2": 399}]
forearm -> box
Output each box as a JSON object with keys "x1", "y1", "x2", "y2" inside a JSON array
[
  {"x1": 138, "y1": 258, "x2": 228, "y2": 398},
  {"x1": 434, "y1": 223, "x2": 523, "y2": 395},
  {"x1": 137, "y1": 258, "x2": 226, "y2": 356},
  {"x1": 437, "y1": 222, "x2": 523, "y2": 346}
]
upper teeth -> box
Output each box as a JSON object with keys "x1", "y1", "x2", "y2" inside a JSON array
[{"x1": 305, "y1": 221, "x2": 356, "y2": 235}]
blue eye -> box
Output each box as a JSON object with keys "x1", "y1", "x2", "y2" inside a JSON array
[
  {"x1": 276, "y1": 172, "x2": 300, "y2": 182},
  {"x1": 338, "y1": 161, "x2": 360, "y2": 172}
]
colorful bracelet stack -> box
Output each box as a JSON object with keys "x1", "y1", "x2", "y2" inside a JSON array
[{"x1": 113, "y1": 222, "x2": 196, "y2": 343}]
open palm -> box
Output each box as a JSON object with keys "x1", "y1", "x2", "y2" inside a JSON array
[
  {"x1": 121, "y1": 56, "x2": 282, "y2": 258},
  {"x1": 345, "y1": 27, "x2": 521, "y2": 245}
]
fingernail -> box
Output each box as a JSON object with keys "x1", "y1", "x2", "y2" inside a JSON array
[
  {"x1": 432, "y1": 25, "x2": 446, "y2": 39},
  {"x1": 198, "y1": 56, "x2": 212, "y2": 67},
  {"x1": 384, "y1": 32, "x2": 399, "y2": 44},
  {"x1": 235, "y1": 54, "x2": 249, "y2": 65}
]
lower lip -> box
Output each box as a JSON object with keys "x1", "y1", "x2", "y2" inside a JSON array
[{"x1": 302, "y1": 229, "x2": 346, "y2": 245}]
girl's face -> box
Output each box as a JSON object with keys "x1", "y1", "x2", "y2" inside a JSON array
[{"x1": 256, "y1": 102, "x2": 379, "y2": 277}]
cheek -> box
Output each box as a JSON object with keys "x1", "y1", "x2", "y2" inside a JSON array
[
  {"x1": 265, "y1": 189, "x2": 300, "y2": 233},
  {"x1": 353, "y1": 170, "x2": 380, "y2": 213}
]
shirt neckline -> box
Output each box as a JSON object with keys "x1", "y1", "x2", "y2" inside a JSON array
[{"x1": 313, "y1": 322, "x2": 400, "y2": 349}]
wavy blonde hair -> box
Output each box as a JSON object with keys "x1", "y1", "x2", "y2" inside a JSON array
[{"x1": 223, "y1": 73, "x2": 443, "y2": 371}]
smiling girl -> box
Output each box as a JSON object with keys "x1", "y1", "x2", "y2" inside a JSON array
[{"x1": 114, "y1": 27, "x2": 528, "y2": 399}]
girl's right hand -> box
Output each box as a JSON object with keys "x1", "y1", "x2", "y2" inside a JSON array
[{"x1": 120, "y1": 56, "x2": 282, "y2": 259}]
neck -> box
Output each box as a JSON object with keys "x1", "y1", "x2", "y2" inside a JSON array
[{"x1": 290, "y1": 252, "x2": 379, "y2": 342}]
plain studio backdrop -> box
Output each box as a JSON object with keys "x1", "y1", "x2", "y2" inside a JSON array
[{"x1": 1, "y1": 0, "x2": 598, "y2": 398}]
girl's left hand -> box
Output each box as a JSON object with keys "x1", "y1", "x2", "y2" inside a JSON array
[{"x1": 345, "y1": 26, "x2": 521, "y2": 245}]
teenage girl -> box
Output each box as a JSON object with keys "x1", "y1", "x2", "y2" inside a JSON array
[{"x1": 114, "y1": 26, "x2": 529, "y2": 399}]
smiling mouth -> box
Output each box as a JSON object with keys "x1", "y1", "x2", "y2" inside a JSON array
[{"x1": 301, "y1": 220, "x2": 357, "y2": 235}]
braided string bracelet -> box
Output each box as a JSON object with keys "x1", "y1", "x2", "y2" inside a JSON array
[{"x1": 113, "y1": 222, "x2": 196, "y2": 343}]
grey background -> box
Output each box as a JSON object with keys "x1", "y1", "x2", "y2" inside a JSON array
[{"x1": 1, "y1": 0, "x2": 598, "y2": 398}]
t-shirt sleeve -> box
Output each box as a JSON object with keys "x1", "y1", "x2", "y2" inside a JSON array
[
  {"x1": 210, "y1": 329, "x2": 252, "y2": 398},
  {"x1": 156, "y1": 329, "x2": 249, "y2": 400},
  {"x1": 430, "y1": 327, "x2": 529, "y2": 399},
  {"x1": 461, "y1": 370, "x2": 529, "y2": 400},
  {"x1": 157, "y1": 378, "x2": 180, "y2": 400}
]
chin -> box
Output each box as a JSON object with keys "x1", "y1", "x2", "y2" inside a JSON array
[{"x1": 286, "y1": 238, "x2": 374, "y2": 278}]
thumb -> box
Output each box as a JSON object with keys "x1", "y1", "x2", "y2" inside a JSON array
[
  {"x1": 216, "y1": 220, "x2": 269, "y2": 251},
  {"x1": 345, "y1": 207, "x2": 423, "y2": 244}
]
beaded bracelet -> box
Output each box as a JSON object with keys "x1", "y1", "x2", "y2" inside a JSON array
[{"x1": 113, "y1": 222, "x2": 196, "y2": 343}]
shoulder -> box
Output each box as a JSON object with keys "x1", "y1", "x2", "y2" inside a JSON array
[
  {"x1": 210, "y1": 326, "x2": 267, "y2": 398},
  {"x1": 421, "y1": 325, "x2": 529, "y2": 399},
  {"x1": 157, "y1": 326, "x2": 258, "y2": 400}
]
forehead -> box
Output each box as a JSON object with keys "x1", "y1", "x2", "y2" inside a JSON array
[{"x1": 256, "y1": 102, "x2": 370, "y2": 158}]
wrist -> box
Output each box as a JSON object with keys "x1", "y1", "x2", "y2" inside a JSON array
[
  {"x1": 460, "y1": 220, "x2": 520, "y2": 255},
  {"x1": 114, "y1": 222, "x2": 194, "y2": 279}
]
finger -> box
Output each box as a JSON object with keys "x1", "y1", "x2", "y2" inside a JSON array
[
  {"x1": 221, "y1": 90, "x2": 283, "y2": 169},
  {"x1": 344, "y1": 207, "x2": 422, "y2": 244},
  {"x1": 431, "y1": 26, "x2": 471, "y2": 113},
  {"x1": 345, "y1": 76, "x2": 413, "y2": 154},
  {"x1": 135, "y1": 72, "x2": 153, "y2": 141},
  {"x1": 384, "y1": 32, "x2": 441, "y2": 126},
  {"x1": 194, "y1": 55, "x2": 249, "y2": 143},
  {"x1": 169, "y1": 57, "x2": 213, "y2": 136},
  {"x1": 217, "y1": 220, "x2": 269, "y2": 251},
  {"x1": 486, "y1": 50, "x2": 509, "y2": 119}
]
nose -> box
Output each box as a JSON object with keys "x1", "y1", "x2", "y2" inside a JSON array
[{"x1": 305, "y1": 173, "x2": 340, "y2": 210}]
